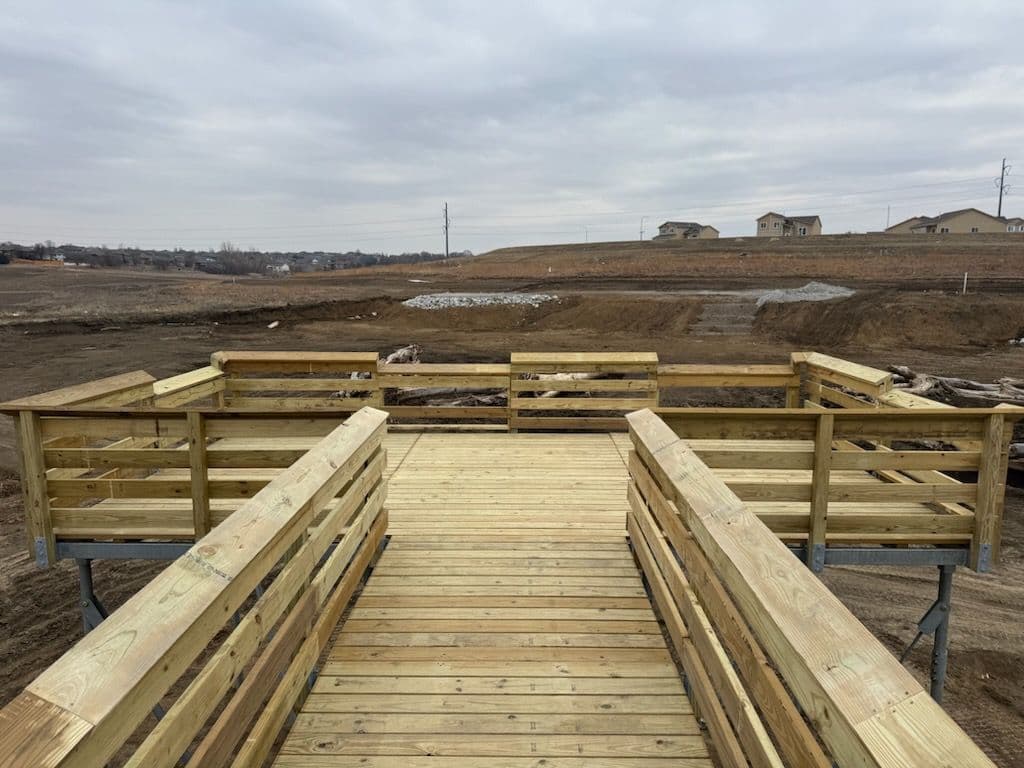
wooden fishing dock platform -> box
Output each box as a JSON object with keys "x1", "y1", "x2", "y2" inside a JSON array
[{"x1": 0, "y1": 350, "x2": 1018, "y2": 767}]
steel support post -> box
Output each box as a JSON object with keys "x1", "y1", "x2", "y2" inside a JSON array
[
  {"x1": 75, "y1": 558, "x2": 108, "y2": 633},
  {"x1": 930, "y1": 564, "x2": 955, "y2": 703},
  {"x1": 899, "y1": 564, "x2": 955, "y2": 703}
]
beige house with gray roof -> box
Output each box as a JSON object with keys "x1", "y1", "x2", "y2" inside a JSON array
[
  {"x1": 886, "y1": 208, "x2": 1011, "y2": 234},
  {"x1": 756, "y1": 212, "x2": 821, "y2": 237}
]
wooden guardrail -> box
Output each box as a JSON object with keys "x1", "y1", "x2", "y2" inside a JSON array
[
  {"x1": 509, "y1": 352, "x2": 660, "y2": 430},
  {"x1": 626, "y1": 409, "x2": 997, "y2": 767},
  {"x1": 4, "y1": 349, "x2": 948, "y2": 425},
  {"x1": 655, "y1": 407, "x2": 1018, "y2": 570},
  {"x1": 0, "y1": 406, "x2": 388, "y2": 768},
  {"x1": 16, "y1": 408, "x2": 363, "y2": 565}
]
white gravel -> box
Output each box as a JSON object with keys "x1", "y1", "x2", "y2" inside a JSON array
[
  {"x1": 403, "y1": 292, "x2": 558, "y2": 310},
  {"x1": 756, "y1": 281, "x2": 855, "y2": 307}
]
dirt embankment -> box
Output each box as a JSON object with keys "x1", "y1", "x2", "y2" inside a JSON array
[
  {"x1": 757, "y1": 292, "x2": 1024, "y2": 350},
  {"x1": 338, "y1": 233, "x2": 1024, "y2": 284}
]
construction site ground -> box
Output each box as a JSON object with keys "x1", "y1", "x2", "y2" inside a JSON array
[{"x1": 1, "y1": 243, "x2": 1023, "y2": 765}]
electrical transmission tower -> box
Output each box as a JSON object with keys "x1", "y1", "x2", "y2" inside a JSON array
[
  {"x1": 443, "y1": 202, "x2": 450, "y2": 258},
  {"x1": 995, "y1": 158, "x2": 1012, "y2": 217}
]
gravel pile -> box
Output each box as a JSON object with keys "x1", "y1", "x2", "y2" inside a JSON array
[
  {"x1": 756, "y1": 281, "x2": 855, "y2": 307},
  {"x1": 403, "y1": 292, "x2": 558, "y2": 310}
]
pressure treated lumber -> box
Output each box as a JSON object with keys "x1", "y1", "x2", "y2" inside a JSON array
[
  {"x1": 627, "y1": 408, "x2": 997, "y2": 768},
  {"x1": 0, "y1": 407, "x2": 388, "y2": 768}
]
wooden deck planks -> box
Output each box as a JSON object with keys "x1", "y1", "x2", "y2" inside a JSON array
[{"x1": 273, "y1": 430, "x2": 709, "y2": 766}]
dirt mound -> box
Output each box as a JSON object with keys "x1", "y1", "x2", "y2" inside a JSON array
[{"x1": 756, "y1": 291, "x2": 1024, "y2": 350}]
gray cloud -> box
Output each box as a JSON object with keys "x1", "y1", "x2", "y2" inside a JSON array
[{"x1": 0, "y1": 0, "x2": 1022, "y2": 251}]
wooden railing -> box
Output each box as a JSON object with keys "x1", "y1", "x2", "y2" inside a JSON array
[
  {"x1": 5, "y1": 350, "x2": 1018, "y2": 570},
  {"x1": 659, "y1": 363, "x2": 802, "y2": 406},
  {"x1": 509, "y1": 352, "x2": 660, "y2": 430},
  {"x1": 626, "y1": 409, "x2": 997, "y2": 767},
  {"x1": 16, "y1": 408, "x2": 364, "y2": 565},
  {"x1": 3, "y1": 349, "x2": 962, "y2": 424},
  {"x1": 0, "y1": 406, "x2": 388, "y2": 768},
  {"x1": 655, "y1": 407, "x2": 1018, "y2": 570}
]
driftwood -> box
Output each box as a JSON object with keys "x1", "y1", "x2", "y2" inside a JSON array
[
  {"x1": 889, "y1": 365, "x2": 1024, "y2": 407},
  {"x1": 532, "y1": 371, "x2": 603, "y2": 399},
  {"x1": 382, "y1": 344, "x2": 422, "y2": 365},
  {"x1": 889, "y1": 365, "x2": 1024, "y2": 461},
  {"x1": 391, "y1": 387, "x2": 505, "y2": 406}
]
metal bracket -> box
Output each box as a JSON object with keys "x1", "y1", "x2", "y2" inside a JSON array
[
  {"x1": 34, "y1": 537, "x2": 50, "y2": 568},
  {"x1": 76, "y1": 559, "x2": 109, "y2": 632},
  {"x1": 899, "y1": 564, "x2": 955, "y2": 703},
  {"x1": 975, "y1": 543, "x2": 991, "y2": 573},
  {"x1": 809, "y1": 543, "x2": 826, "y2": 573}
]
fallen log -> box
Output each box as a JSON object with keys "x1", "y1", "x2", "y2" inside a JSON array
[{"x1": 888, "y1": 365, "x2": 1024, "y2": 407}]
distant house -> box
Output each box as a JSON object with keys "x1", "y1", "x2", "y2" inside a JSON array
[
  {"x1": 1003, "y1": 216, "x2": 1024, "y2": 233},
  {"x1": 756, "y1": 212, "x2": 821, "y2": 237},
  {"x1": 886, "y1": 208, "x2": 1009, "y2": 234},
  {"x1": 654, "y1": 221, "x2": 719, "y2": 240}
]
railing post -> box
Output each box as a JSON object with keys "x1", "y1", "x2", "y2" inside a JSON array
[
  {"x1": 806, "y1": 412, "x2": 834, "y2": 571},
  {"x1": 507, "y1": 362, "x2": 516, "y2": 432},
  {"x1": 368, "y1": 358, "x2": 383, "y2": 407},
  {"x1": 188, "y1": 411, "x2": 211, "y2": 538},
  {"x1": 785, "y1": 364, "x2": 801, "y2": 408},
  {"x1": 15, "y1": 410, "x2": 55, "y2": 566},
  {"x1": 970, "y1": 413, "x2": 1005, "y2": 571}
]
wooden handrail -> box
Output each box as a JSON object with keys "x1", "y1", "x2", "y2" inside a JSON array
[
  {"x1": 0, "y1": 406, "x2": 388, "y2": 768},
  {"x1": 627, "y1": 408, "x2": 997, "y2": 767}
]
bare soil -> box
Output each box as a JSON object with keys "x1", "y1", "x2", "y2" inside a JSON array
[{"x1": 1, "y1": 244, "x2": 1023, "y2": 765}]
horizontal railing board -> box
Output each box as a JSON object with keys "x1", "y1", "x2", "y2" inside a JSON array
[
  {"x1": 659, "y1": 364, "x2": 799, "y2": 388},
  {"x1": 512, "y1": 397, "x2": 656, "y2": 411},
  {"x1": 379, "y1": 363, "x2": 511, "y2": 375},
  {"x1": 380, "y1": 375, "x2": 509, "y2": 388},
  {"x1": 0, "y1": 371, "x2": 156, "y2": 410},
  {"x1": 511, "y1": 379, "x2": 657, "y2": 392},
  {"x1": 151, "y1": 367, "x2": 224, "y2": 397},
  {"x1": 227, "y1": 397, "x2": 376, "y2": 410},
  {"x1": 211, "y1": 350, "x2": 379, "y2": 374},
  {"x1": 226, "y1": 378, "x2": 377, "y2": 392}
]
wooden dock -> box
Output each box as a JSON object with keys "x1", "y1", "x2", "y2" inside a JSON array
[{"x1": 274, "y1": 431, "x2": 710, "y2": 765}]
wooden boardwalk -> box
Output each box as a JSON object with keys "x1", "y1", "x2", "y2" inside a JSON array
[{"x1": 272, "y1": 433, "x2": 711, "y2": 766}]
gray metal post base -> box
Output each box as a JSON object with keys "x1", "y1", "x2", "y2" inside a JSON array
[
  {"x1": 76, "y1": 558, "x2": 108, "y2": 633},
  {"x1": 900, "y1": 564, "x2": 955, "y2": 703}
]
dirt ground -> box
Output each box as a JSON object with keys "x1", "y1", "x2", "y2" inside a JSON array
[{"x1": 1, "y1": 249, "x2": 1023, "y2": 765}]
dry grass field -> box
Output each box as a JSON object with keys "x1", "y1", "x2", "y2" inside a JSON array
[{"x1": 1, "y1": 235, "x2": 1023, "y2": 763}]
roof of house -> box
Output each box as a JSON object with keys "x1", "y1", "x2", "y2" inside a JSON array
[
  {"x1": 757, "y1": 212, "x2": 819, "y2": 224},
  {"x1": 1003, "y1": 216, "x2": 1024, "y2": 224},
  {"x1": 659, "y1": 221, "x2": 717, "y2": 231},
  {"x1": 910, "y1": 208, "x2": 1003, "y2": 228},
  {"x1": 885, "y1": 216, "x2": 928, "y2": 231}
]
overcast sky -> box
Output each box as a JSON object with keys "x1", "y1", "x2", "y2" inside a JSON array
[{"x1": 1, "y1": 1, "x2": 1022, "y2": 253}]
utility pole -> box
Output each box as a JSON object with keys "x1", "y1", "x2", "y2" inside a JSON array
[
  {"x1": 886, "y1": 205, "x2": 891, "y2": 229},
  {"x1": 639, "y1": 216, "x2": 647, "y2": 241},
  {"x1": 443, "y1": 202, "x2": 450, "y2": 258},
  {"x1": 995, "y1": 158, "x2": 1011, "y2": 217},
  {"x1": 584, "y1": 226, "x2": 589, "y2": 243}
]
